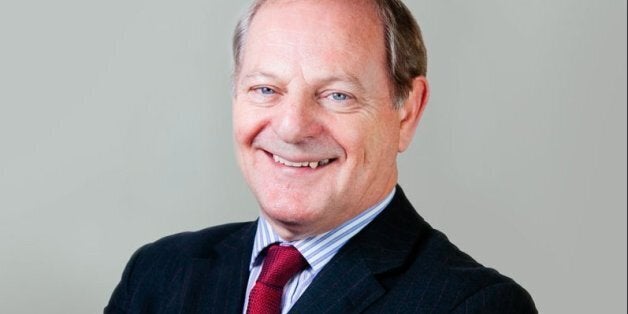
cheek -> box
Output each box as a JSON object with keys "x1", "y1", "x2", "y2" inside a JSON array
[
  {"x1": 325, "y1": 117, "x2": 361, "y2": 158},
  {"x1": 233, "y1": 104, "x2": 265, "y2": 146},
  {"x1": 355, "y1": 119, "x2": 400, "y2": 164},
  {"x1": 233, "y1": 122, "x2": 250, "y2": 148},
  {"x1": 336, "y1": 115, "x2": 398, "y2": 154}
]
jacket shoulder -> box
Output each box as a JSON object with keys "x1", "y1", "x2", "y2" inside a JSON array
[
  {"x1": 401, "y1": 228, "x2": 537, "y2": 313},
  {"x1": 105, "y1": 222, "x2": 255, "y2": 313},
  {"x1": 140, "y1": 222, "x2": 253, "y2": 259}
]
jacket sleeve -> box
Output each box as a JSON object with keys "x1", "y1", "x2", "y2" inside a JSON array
[
  {"x1": 451, "y1": 282, "x2": 538, "y2": 314},
  {"x1": 104, "y1": 245, "x2": 148, "y2": 314}
]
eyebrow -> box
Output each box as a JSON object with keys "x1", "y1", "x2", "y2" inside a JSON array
[
  {"x1": 241, "y1": 71, "x2": 281, "y2": 82},
  {"x1": 316, "y1": 74, "x2": 367, "y2": 94}
]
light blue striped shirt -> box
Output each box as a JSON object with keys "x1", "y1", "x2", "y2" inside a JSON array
[{"x1": 243, "y1": 188, "x2": 396, "y2": 314}]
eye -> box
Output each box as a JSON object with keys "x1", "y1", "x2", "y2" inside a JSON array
[
  {"x1": 319, "y1": 91, "x2": 358, "y2": 112},
  {"x1": 254, "y1": 86, "x2": 276, "y2": 95},
  {"x1": 330, "y1": 92, "x2": 349, "y2": 101}
]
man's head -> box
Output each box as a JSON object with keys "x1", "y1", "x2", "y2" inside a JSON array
[
  {"x1": 231, "y1": 0, "x2": 429, "y2": 240},
  {"x1": 234, "y1": 0, "x2": 428, "y2": 108}
]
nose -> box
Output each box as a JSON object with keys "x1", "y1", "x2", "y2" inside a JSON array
[{"x1": 272, "y1": 93, "x2": 322, "y2": 144}]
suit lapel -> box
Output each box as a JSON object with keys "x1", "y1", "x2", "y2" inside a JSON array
[
  {"x1": 181, "y1": 222, "x2": 257, "y2": 314},
  {"x1": 289, "y1": 187, "x2": 430, "y2": 314},
  {"x1": 287, "y1": 243, "x2": 385, "y2": 314}
]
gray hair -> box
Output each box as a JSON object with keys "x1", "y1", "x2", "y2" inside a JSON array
[{"x1": 232, "y1": 0, "x2": 427, "y2": 108}]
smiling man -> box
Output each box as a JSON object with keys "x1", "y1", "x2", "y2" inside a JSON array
[{"x1": 106, "y1": 0, "x2": 536, "y2": 313}]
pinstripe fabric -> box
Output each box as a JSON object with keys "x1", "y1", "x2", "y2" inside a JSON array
[
  {"x1": 242, "y1": 188, "x2": 395, "y2": 314},
  {"x1": 106, "y1": 186, "x2": 537, "y2": 313}
]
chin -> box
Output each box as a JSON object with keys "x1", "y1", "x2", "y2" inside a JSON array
[
  {"x1": 262, "y1": 199, "x2": 319, "y2": 224},
  {"x1": 258, "y1": 195, "x2": 330, "y2": 236}
]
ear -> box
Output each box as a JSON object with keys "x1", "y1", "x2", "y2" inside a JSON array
[{"x1": 398, "y1": 76, "x2": 429, "y2": 152}]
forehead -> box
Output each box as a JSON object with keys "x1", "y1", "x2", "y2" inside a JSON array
[
  {"x1": 240, "y1": 0, "x2": 387, "y2": 79},
  {"x1": 252, "y1": 0, "x2": 381, "y2": 32}
]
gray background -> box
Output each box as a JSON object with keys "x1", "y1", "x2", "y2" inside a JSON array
[{"x1": 0, "y1": 0, "x2": 625, "y2": 313}]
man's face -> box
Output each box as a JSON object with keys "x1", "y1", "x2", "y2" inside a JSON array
[{"x1": 233, "y1": 0, "x2": 414, "y2": 239}]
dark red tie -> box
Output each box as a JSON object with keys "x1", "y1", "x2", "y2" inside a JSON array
[{"x1": 246, "y1": 244, "x2": 307, "y2": 314}]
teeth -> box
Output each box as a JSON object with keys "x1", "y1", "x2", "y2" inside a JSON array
[{"x1": 273, "y1": 155, "x2": 331, "y2": 169}]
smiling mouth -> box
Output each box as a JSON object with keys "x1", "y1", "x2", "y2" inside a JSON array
[{"x1": 271, "y1": 153, "x2": 335, "y2": 169}]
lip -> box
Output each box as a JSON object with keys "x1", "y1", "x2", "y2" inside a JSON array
[{"x1": 262, "y1": 150, "x2": 337, "y2": 170}]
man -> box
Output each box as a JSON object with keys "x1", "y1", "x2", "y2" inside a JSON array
[{"x1": 106, "y1": 0, "x2": 537, "y2": 313}]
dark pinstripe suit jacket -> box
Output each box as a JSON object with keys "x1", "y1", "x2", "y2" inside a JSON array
[{"x1": 105, "y1": 187, "x2": 537, "y2": 313}]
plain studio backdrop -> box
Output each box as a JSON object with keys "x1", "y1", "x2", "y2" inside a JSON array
[{"x1": 0, "y1": 0, "x2": 625, "y2": 313}]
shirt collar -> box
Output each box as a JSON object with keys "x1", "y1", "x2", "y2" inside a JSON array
[{"x1": 250, "y1": 187, "x2": 396, "y2": 272}]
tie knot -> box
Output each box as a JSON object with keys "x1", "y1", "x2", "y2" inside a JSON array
[{"x1": 257, "y1": 244, "x2": 307, "y2": 287}]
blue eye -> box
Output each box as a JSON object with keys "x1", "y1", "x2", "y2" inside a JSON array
[
  {"x1": 330, "y1": 93, "x2": 349, "y2": 101},
  {"x1": 256, "y1": 87, "x2": 275, "y2": 95}
]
